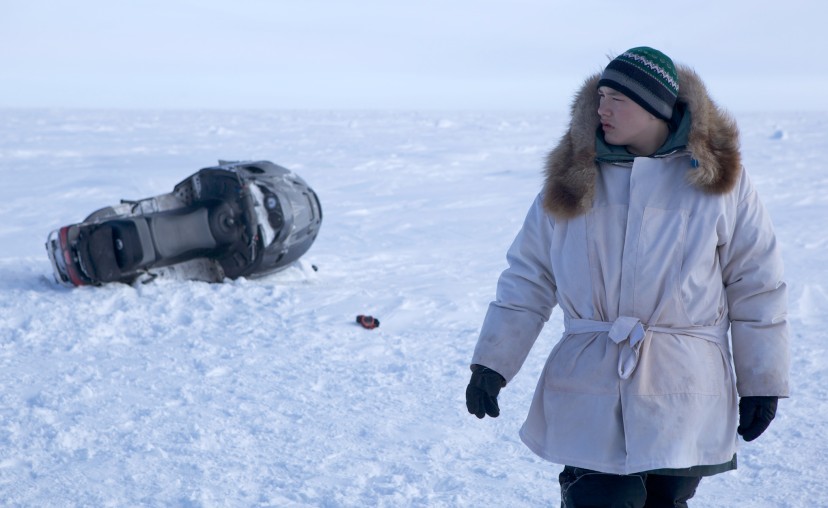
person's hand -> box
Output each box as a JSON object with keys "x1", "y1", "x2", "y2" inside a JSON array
[
  {"x1": 466, "y1": 364, "x2": 506, "y2": 419},
  {"x1": 737, "y1": 396, "x2": 778, "y2": 441}
]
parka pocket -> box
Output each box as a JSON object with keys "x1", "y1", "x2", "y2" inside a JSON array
[
  {"x1": 543, "y1": 332, "x2": 620, "y2": 395},
  {"x1": 630, "y1": 333, "x2": 725, "y2": 396}
]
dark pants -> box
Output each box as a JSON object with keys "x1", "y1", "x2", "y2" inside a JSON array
[{"x1": 559, "y1": 466, "x2": 702, "y2": 508}]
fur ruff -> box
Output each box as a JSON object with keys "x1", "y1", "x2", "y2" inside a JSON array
[{"x1": 542, "y1": 65, "x2": 741, "y2": 219}]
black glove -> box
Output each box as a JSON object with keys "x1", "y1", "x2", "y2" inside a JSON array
[
  {"x1": 737, "y1": 396, "x2": 778, "y2": 442},
  {"x1": 466, "y1": 364, "x2": 506, "y2": 419}
]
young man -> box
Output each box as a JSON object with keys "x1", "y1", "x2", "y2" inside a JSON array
[{"x1": 466, "y1": 47, "x2": 789, "y2": 507}]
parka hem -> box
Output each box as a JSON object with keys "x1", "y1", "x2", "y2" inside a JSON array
[{"x1": 519, "y1": 426, "x2": 737, "y2": 477}]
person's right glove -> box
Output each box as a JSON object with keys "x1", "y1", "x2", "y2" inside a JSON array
[
  {"x1": 737, "y1": 396, "x2": 779, "y2": 442},
  {"x1": 465, "y1": 364, "x2": 506, "y2": 419}
]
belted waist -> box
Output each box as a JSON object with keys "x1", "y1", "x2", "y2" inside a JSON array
[{"x1": 564, "y1": 316, "x2": 730, "y2": 379}]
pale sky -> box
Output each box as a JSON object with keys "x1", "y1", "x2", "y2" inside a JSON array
[{"x1": 2, "y1": 0, "x2": 825, "y2": 111}]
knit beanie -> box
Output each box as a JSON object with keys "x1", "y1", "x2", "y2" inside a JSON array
[{"x1": 597, "y1": 47, "x2": 679, "y2": 121}]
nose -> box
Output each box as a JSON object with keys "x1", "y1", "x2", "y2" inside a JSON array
[{"x1": 597, "y1": 97, "x2": 609, "y2": 118}]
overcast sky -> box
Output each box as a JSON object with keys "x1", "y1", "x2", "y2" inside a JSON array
[{"x1": 2, "y1": 0, "x2": 825, "y2": 111}]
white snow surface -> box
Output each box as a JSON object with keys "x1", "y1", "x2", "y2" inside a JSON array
[{"x1": 0, "y1": 109, "x2": 825, "y2": 506}]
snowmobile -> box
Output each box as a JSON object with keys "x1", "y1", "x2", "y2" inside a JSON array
[{"x1": 46, "y1": 160, "x2": 322, "y2": 287}]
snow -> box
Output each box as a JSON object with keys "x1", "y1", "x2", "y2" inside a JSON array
[{"x1": 0, "y1": 108, "x2": 826, "y2": 506}]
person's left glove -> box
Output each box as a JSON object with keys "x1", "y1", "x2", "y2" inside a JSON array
[
  {"x1": 466, "y1": 364, "x2": 506, "y2": 419},
  {"x1": 737, "y1": 396, "x2": 778, "y2": 442}
]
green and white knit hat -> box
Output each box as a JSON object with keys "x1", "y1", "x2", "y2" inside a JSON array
[{"x1": 597, "y1": 46, "x2": 679, "y2": 121}]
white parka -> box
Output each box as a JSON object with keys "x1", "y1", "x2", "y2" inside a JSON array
[{"x1": 471, "y1": 66, "x2": 790, "y2": 475}]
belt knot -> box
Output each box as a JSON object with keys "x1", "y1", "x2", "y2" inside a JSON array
[
  {"x1": 563, "y1": 316, "x2": 729, "y2": 380},
  {"x1": 564, "y1": 315, "x2": 649, "y2": 379}
]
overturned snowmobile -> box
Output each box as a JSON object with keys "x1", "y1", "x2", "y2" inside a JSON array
[{"x1": 46, "y1": 160, "x2": 322, "y2": 287}]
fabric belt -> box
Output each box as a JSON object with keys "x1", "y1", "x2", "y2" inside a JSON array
[{"x1": 564, "y1": 316, "x2": 730, "y2": 379}]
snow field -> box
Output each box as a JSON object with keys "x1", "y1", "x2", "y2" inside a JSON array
[{"x1": 0, "y1": 109, "x2": 825, "y2": 506}]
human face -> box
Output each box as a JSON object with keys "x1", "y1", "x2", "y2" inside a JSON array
[{"x1": 597, "y1": 86, "x2": 668, "y2": 156}]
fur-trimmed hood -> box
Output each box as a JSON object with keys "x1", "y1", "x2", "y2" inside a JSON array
[{"x1": 542, "y1": 65, "x2": 741, "y2": 219}]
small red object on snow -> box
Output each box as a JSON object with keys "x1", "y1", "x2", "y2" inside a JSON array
[{"x1": 356, "y1": 315, "x2": 380, "y2": 329}]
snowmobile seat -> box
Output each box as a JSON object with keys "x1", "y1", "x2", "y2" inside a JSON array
[
  {"x1": 78, "y1": 218, "x2": 156, "y2": 282},
  {"x1": 79, "y1": 225, "x2": 121, "y2": 282},
  {"x1": 111, "y1": 218, "x2": 156, "y2": 271}
]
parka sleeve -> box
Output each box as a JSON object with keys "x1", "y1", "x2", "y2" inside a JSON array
[
  {"x1": 719, "y1": 169, "x2": 790, "y2": 397},
  {"x1": 471, "y1": 194, "x2": 558, "y2": 382}
]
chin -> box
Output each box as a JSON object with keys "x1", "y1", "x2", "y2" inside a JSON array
[{"x1": 604, "y1": 133, "x2": 624, "y2": 146}]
